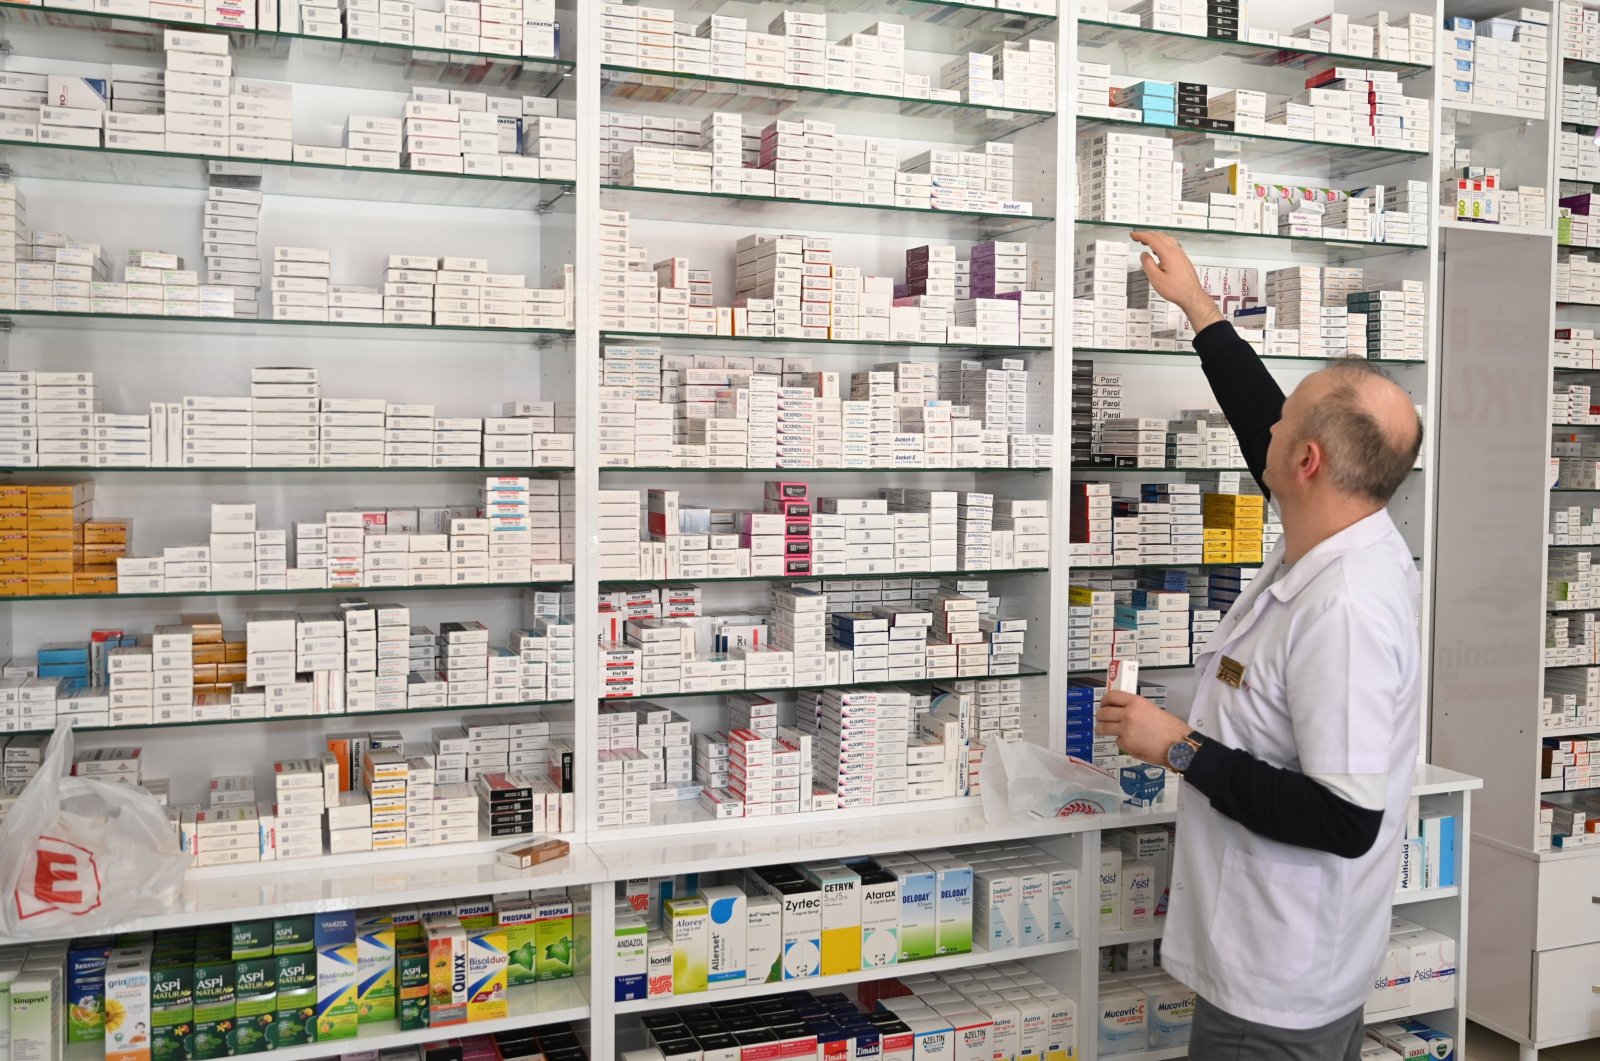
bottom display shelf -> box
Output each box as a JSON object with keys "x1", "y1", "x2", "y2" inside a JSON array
[
  {"x1": 64, "y1": 980, "x2": 592, "y2": 1061},
  {"x1": 614, "y1": 938, "x2": 1079, "y2": 1014},
  {"x1": 1362, "y1": 1001, "x2": 1452, "y2": 1025}
]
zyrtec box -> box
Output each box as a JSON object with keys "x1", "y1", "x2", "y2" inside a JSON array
[{"x1": 774, "y1": 880, "x2": 821, "y2": 980}]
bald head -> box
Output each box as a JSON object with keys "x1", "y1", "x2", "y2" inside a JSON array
[{"x1": 1289, "y1": 361, "x2": 1423, "y2": 504}]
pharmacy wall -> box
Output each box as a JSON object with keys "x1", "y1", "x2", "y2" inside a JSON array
[{"x1": 0, "y1": 0, "x2": 1549, "y2": 1058}]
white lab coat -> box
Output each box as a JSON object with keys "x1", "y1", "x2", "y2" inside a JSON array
[{"x1": 1161, "y1": 508, "x2": 1422, "y2": 1029}]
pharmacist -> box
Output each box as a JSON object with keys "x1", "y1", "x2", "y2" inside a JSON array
[{"x1": 1096, "y1": 231, "x2": 1424, "y2": 1061}]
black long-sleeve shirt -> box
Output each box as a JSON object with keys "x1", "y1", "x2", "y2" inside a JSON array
[{"x1": 1175, "y1": 320, "x2": 1384, "y2": 861}]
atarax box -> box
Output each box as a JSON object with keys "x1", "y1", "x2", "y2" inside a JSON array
[{"x1": 858, "y1": 867, "x2": 900, "y2": 968}]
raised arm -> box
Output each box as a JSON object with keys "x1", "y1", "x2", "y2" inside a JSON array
[{"x1": 1130, "y1": 230, "x2": 1286, "y2": 496}]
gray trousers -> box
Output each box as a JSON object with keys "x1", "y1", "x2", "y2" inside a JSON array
[{"x1": 1190, "y1": 996, "x2": 1365, "y2": 1061}]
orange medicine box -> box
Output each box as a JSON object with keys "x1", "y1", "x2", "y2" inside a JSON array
[
  {"x1": 73, "y1": 572, "x2": 118, "y2": 594},
  {"x1": 193, "y1": 643, "x2": 225, "y2": 665},
  {"x1": 83, "y1": 519, "x2": 130, "y2": 545},
  {"x1": 27, "y1": 552, "x2": 71, "y2": 575},
  {"x1": 0, "y1": 509, "x2": 25, "y2": 532},
  {"x1": 26, "y1": 481, "x2": 93, "y2": 508},
  {"x1": 81, "y1": 544, "x2": 127, "y2": 565},
  {"x1": 0, "y1": 554, "x2": 24, "y2": 576},
  {"x1": 27, "y1": 572, "x2": 72, "y2": 595},
  {"x1": 0, "y1": 485, "x2": 26, "y2": 506},
  {"x1": 224, "y1": 641, "x2": 246, "y2": 664},
  {"x1": 181, "y1": 613, "x2": 224, "y2": 643},
  {"x1": 217, "y1": 662, "x2": 247, "y2": 685},
  {"x1": 192, "y1": 663, "x2": 219, "y2": 684},
  {"x1": 0, "y1": 575, "x2": 26, "y2": 596},
  {"x1": 28, "y1": 532, "x2": 73, "y2": 554}
]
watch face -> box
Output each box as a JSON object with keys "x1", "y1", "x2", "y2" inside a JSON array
[{"x1": 1168, "y1": 740, "x2": 1196, "y2": 772}]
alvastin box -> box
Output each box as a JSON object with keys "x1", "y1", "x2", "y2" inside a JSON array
[{"x1": 314, "y1": 912, "x2": 358, "y2": 1042}]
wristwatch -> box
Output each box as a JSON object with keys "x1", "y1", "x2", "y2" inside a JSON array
[{"x1": 1166, "y1": 732, "x2": 1208, "y2": 774}]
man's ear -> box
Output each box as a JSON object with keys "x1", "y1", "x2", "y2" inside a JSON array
[{"x1": 1299, "y1": 438, "x2": 1323, "y2": 482}]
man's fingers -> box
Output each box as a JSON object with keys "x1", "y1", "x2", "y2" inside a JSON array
[{"x1": 1139, "y1": 252, "x2": 1160, "y2": 282}]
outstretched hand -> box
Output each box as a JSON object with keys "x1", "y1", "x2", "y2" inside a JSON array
[{"x1": 1130, "y1": 230, "x2": 1225, "y2": 332}]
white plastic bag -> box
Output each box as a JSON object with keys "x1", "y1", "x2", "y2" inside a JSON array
[
  {"x1": 980, "y1": 739, "x2": 1129, "y2": 822},
  {"x1": 0, "y1": 725, "x2": 187, "y2": 938}
]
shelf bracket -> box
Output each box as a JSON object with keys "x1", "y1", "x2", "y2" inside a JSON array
[
  {"x1": 535, "y1": 334, "x2": 556, "y2": 350},
  {"x1": 0, "y1": 164, "x2": 12, "y2": 181},
  {"x1": 0, "y1": 41, "x2": 12, "y2": 57},
  {"x1": 536, "y1": 186, "x2": 573, "y2": 214},
  {"x1": 0, "y1": 318, "x2": 14, "y2": 333}
]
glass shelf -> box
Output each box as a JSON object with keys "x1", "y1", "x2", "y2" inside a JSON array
[
  {"x1": 1072, "y1": 464, "x2": 1251, "y2": 473},
  {"x1": 0, "y1": 3, "x2": 572, "y2": 95},
  {"x1": 1075, "y1": 217, "x2": 1426, "y2": 255},
  {"x1": 0, "y1": 307, "x2": 573, "y2": 343},
  {"x1": 1075, "y1": 561, "x2": 1266, "y2": 571},
  {"x1": 66, "y1": 695, "x2": 574, "y2": 734},
  {"x1": 1076, "y1": 115, "x2": 1428, "y2": 175},
  {"x1": 0, "y1": 137, "x2": 573, "y2": 211},
  {"x1": 601, "y1": 330, "x2": 1045, "y2": 354},
  {"x1": 603, "y1": 465, "x2": 1050, "y2": 474},
  {"x1": 600, "y1": 65, "x2": 1054, "y2": 139},
  {"x1": 1073, "y1": 347, "x2": 1426, "y2": 367},
  {"x1": 602, "y1": 184, "x2": 1053, "y2": 238},
  {"x1": 1552, "y1": 487, "x2": 1600, "y2": 492},
  {"x1": 598, "y1": 566, "x2": 1048, "y2": 588},
  {"x1": 681, "y1": 0, "x2": 1056, "y2": 39},
  {"x1": 1076, "y1": 19, "x2": 1432, "y2": 78},
  {"x1": 606, "y1": 665, "x2": 1049, "y2": 702},
  {"x1": 0, "y1": 465, "x2": 574, "y2": 474},
  {"x1": 0, "y1": 579, "x2": 568, "y2": 604}
]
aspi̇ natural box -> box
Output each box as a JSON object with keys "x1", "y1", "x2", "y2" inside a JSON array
[
  {"x1": 189, "y1": 958, "x2": 235, "y2": 1060},
  {"x1": 396, "y1": 941, "x2": 430, "y2": 1032},
  {"x1": 149, "y1": 955, "x2": 193, "y2": 1061},
  {"x1": 231, "y1": 957, "x2": 276, "y2": 1055},
  {"x1": 271, "y1": 949, "x2": 316, "y2": 1048}
]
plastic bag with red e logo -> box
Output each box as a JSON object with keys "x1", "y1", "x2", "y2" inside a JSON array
[
  {"x1": 979, "y1": 738, "x2": 1129, "y2": 822},
  {"x1": 0, "y1": 724, "x2": 187, "y2": 938}
]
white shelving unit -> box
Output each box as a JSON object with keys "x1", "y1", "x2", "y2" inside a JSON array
[
  {"x1": 0, "y1": 1, "x2": 1491, "y2": 1059},
  {"x1": 1432, "y1": 2, "x2": 1600, "y2": 1057}
]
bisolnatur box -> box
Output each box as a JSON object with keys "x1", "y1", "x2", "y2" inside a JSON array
[{"x1": 314, "y1": 912, "x2": 358, "y2": 1041}]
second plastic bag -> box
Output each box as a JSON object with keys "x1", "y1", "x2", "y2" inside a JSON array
[{"x1": 979, "y1": 739, "x2": 1128, "y2": 822}]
